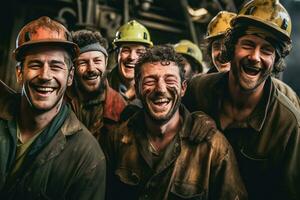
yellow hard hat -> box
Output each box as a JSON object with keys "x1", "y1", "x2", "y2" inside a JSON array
[
  {"x1": 233, "y1": 0, "x2": 291, "y2": 42},
  {"x1": 174, "y1": 40, "x2": 203, "y2": 68},
  {"x1": 113, "y1": 20, "x2": 153, "y2": 47},
  {"x1": 14, "y1": 16, "x2": 79, "y2": 61},
  {"x1": 205, "y1": 11, "x2": 237, "y2": 40}
]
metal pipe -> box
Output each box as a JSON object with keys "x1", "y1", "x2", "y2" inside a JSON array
[{"x1": 180, "y1": 0, "x2": 198, "y2": 44}]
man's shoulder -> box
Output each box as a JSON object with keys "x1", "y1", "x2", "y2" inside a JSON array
[
  {"x1": 62, "y1": 110, "x2": 101, "y2": 146},
  {"x1": 187, "y1": 111, "x2": 231, "y2": 157},
  {"x1": 103, "y1": 86, "x2": 127, "y2": 122},
  {"x1": 271, "y1": 77, "x2": 300, "y2": 109},
  {"x1": 272, "y1": 87, "x2": 300, "y2": 127},
  {"x1": 0, "y1": 81, "x2": 18, "y2": 120},
  {"x1": 190, "y1": 72, "x2": 224, "y2": 88}
]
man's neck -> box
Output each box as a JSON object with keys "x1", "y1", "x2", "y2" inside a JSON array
[
  {"x1": 18, "y1": 98, "x2": 62, "y2": 143},
  {"x1": 228, "y1": 72, "x2": 265, "y2": 110},
  {"x1": 220, "y1": 73, "x2": 265, "y2": 129},
  {"x1": 145, "y1": 110, "x2": 181, "y2": 153},
  {"x1": 146, "y1": 111, "x2": 181, "y2": 139}
]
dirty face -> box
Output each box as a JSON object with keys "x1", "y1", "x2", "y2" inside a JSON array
[
  {"x1": 138, "y1": 61, "x2": 186, "y2": 124},
  {"x1": 230, "y1": 34, "x2": 275, "y2": 92},
  {"x1": 211, "y1": 38, "x2": 231, "y2": 72}
]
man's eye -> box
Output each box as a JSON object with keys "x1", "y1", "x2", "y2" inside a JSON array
[
  {"x1": 94, "y1": 60, "x2": 103, "y2": 64},
  {"x1": 143, "y1": 80, "x2": 156, "y2": 86},
  {"x1": 136, "y1": 50, "x2": 146, "y2": 55},
  {"x1": 241, "y1": 44, "x2": 253, "y2": 50},
  {"x1": 28, "y1": 64, "x2": 40, "y2": 69},
  {"x1": 51, "y1": 65, "x2": 64, "y2": 70},
  {"x1": 121, "y1": 49, "x2": 130, "y2": 54},
  {"x1": 261, "y1": 48, "x2": 274, "y2": 56},
  {"x1": 165, "y1": 79, "x2": 177, "y2": 84},
  {"x1": 78, "y1": 61, "x2": 87, "y2": 66}
]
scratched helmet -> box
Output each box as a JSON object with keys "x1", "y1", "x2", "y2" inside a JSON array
[
  {"x1": 232, "y1": 0, "x2": 291, "y2": 43},
  {"x1": 14, "y1": 16, "x2": 79, "y2": 61},
  {"x1": 205, "y1": 11, "x2": 237, "y2": 40}
]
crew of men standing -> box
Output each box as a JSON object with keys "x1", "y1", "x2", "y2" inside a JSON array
[{"x1": 0, "y1": 0, "x2": 299, "y2": 199}]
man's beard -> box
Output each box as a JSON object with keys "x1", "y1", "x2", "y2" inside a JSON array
[
  {"x1": 232, "y1": 57, "x2": 272, "y2": 92},
  {"x1": 142, "y1": 87, "x2": 181, "y2": 125},
  {"x1": 76, "y1": 71, "x2": 107, "y2": 98}
]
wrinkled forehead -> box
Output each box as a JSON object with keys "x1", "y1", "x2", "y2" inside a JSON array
[{"x1": 141, "y1": 61, "x2": 180, "y2": 77}]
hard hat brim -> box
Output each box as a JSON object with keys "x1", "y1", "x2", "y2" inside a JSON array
[
  {"x1": 232, "y1": 16, "x2": 291, "y2": 44},
  {"x1": 204, "y1": 32, "x2": 226, "y2": 41},
  {"x1": 113, "y1": 39, "x2": 153, "y2": 48},
  {"x1": 13, "y1": 40, "x2": 80, "y2": 61}
]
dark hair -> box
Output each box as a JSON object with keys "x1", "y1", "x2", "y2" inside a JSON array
[
  {"x1": 220, "y1": 25, "x2": 292, "y2": 75},
  {"x1": 72, "y1": 30, "x2": 108, "y2": 49},
  {"x1": 134, "y1": 45, "x2": 185, "y2": 84}
]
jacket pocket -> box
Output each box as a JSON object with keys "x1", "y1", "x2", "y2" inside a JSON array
[
  {"x1": 239, "y1": 148, "x2": 269, "y2": 173},
  {"x1": 115, "y1": 167, "x2": 140, "y2": 186},
  {"x1": 169, "y1": 181, "x2": 206, "y2": 200}
]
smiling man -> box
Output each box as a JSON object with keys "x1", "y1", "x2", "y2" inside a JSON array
[
  {"x1": 183, "y1": 0, "x2": 300, "y2": 200},
  {"x1": 66, "y1": 30, "x2": 126, "y2": 145},
  {"x1": 107, "y1": 20, "x2": 153, "y2": 102},
  {"x1": 106, "y1": 45, "x2": 247, "y2": 200},
  {"x1": 0, "y1": 17, "x2": 106, "y2": 199}
]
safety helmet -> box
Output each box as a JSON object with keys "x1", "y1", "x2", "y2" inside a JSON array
[
  {"x1": 232, "y1": 0, "x2": 291, "y2": 43},
  {"x1": 112, "y1": 20, "x2": 153, "y2": 47},
  {"x1": 205, "y1": 11, "x2": 237, "y2": 40},
  {"x1": 174, "y1": 40, "x2": 203, "y2": 69},
  {"x1": 14, "y1": 16, "x2": 79, "y2": 61}
]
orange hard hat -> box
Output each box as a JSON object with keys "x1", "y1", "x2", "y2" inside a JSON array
[{"x1": 14, "y1": 16, "x2": 79, "y2": 61}]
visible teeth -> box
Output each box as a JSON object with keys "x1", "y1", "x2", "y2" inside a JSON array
[
  {"x1": 36, "y1": 87, "x2": 54, "y2": 92},
  {"x1": 154, "y1": 98, "x2": 169, "y2": 104},
  {"x1": 126, "y1": 64, "x2": 135, "y2": 68},
  {"x1": 242, "y1": 65, "x2": 261, "y2": 76},
  {"x1": 86, "y1": 75, "x2": 98, "y2": 80}
]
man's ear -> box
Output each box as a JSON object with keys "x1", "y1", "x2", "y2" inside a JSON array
[
  {"x1": 67, "y1": 66, "x2": 74, "y2": 86},
  {"x1": 15, "y1": 65, "x2": 23, "y2": 84},
  {"x1": 181, "y1": 80, "x2": 187, "y2": 97}
]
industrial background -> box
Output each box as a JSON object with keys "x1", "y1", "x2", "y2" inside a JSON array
[{"x1": 0, "y1": 0, "x2": 299, "y2": 94}]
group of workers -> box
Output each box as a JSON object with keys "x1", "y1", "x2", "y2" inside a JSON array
[{"x1": 0, "y1": 0, "x2": 300, "y2": 200}]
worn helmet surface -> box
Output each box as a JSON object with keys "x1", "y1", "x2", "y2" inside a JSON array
[
  {"x1": 232, "y1": 0, "x2": 291, "y2": 42},
  {"x1": 113, "y1": 20, "x2": 153, "y2": 47},
  {"x1": 174, "y1": 40, "x2": 203, "y2": 68},
  {"x1": 14, "y1": 16, "x2": 79, "y2": 61},
  {"x1": 205, "y1": 11, "x2": 237, "y2": 40}
]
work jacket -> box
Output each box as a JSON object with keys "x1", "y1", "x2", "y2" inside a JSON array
[
  {"x1": 106, "y1": 105, "x2": 247, "y2": 200},
  {"x1": 65, "y1": 82, "x2": 126, "y2": 144},
  {"x1": 107, "y1": 66, "x2": 136, "y2": 102},
  {"x1": 0, "y1": 85, "x2": 106, "y2": 200},
  {"x1": 183, "y1": 72, "x2": 300, "y2": 200}
]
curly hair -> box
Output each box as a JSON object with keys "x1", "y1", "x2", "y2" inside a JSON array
[
  {"x1": 72, "y1": 30, "x2": 108, "y2": 49},
  {"x1": 134, "y1": 45, "x2": 185, "y2": 84},
  {"x1": 220, "y1": 25, "x2": 292, "y2": 75}
]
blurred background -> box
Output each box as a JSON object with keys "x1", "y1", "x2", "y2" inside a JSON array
[{"x1": 0, "y1": 0, "x2": 299, "y2": 94}]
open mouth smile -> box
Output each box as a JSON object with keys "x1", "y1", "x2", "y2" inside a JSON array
[{"x1": 242, "y1": 65, "x2": 262, "y2": 76}]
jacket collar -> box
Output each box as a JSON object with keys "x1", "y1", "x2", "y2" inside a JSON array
[
  {"x1": 211, "y1": 72, "x2": 273, "y2": 132},
  {"x1": 60, "y1": 110, "x2": 83, "y2": 136},
  {"x1": 128, "y1": 104, "x2": 192, "y2": 140},
  {"x1": 0, "y1": 93, "x2": 19, "y2": 121},
  {"x1": 66, "y1": 81, "x2": 106, "y2": 107}
]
